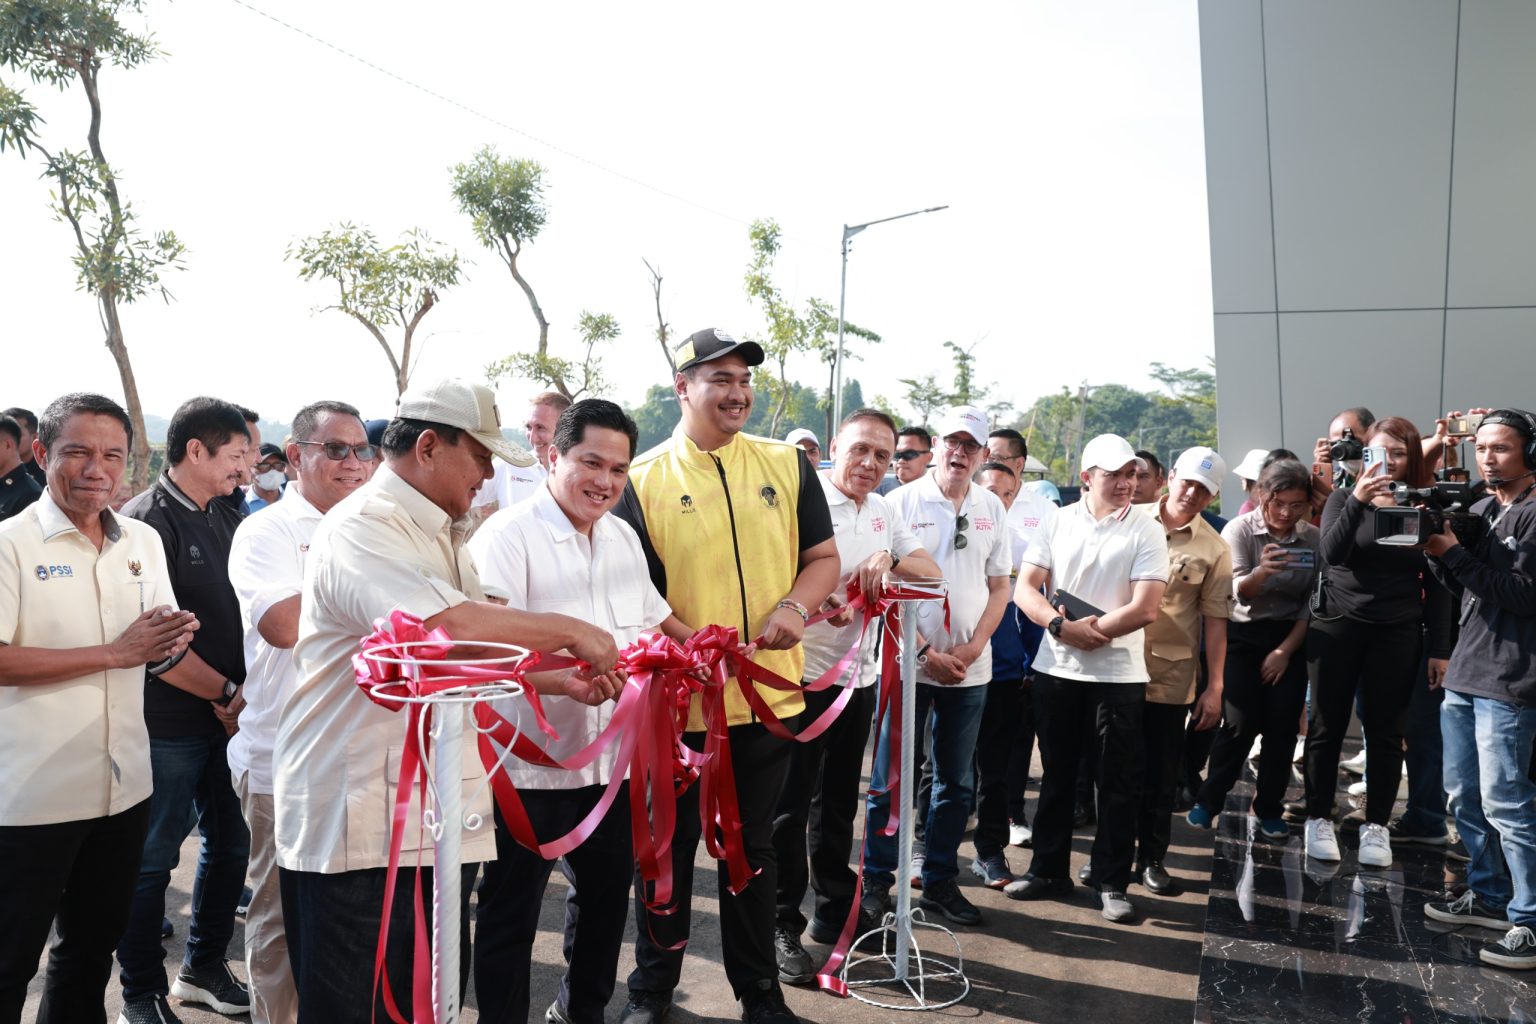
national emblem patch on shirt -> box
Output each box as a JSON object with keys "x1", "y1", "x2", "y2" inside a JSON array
[{"x1": 128, "y1": 559, "x2": 143, "y2": 577}]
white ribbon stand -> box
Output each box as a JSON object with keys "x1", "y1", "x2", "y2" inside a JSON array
[
  {"x1": 360, "y1": 639, "x2": 532, "y2": 1024},
  {"x1": 841, "y1": 577, "x2": 970, "y2": 1010}
]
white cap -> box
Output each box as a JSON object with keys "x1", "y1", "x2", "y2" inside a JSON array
[
  {"x1": 1171, "y1": 446, "x2": 1226, "y2": 495},
  {"x1": 395, "y1": 378, "x2": 536, "y2": 467},
  {"x1": 1233, "y1": 448, "x2": 1268, "y2": 483},
  {"x1": 1080, "y1": 433, "x2": 1145, "y2": 473},
  {"x1": 784, "y1": 428, "x2": 819, "y2": 448},
  {"x1": 934, "y1": 405, "x2": 989, "y2": 445}
]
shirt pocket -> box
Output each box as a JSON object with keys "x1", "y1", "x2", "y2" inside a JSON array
[
  {"x1": 379, "y1": 743, "x2": 480, "y2": 858},
  {"x1": 607, "y1": 591, "x2": 648, "y2": 635}
]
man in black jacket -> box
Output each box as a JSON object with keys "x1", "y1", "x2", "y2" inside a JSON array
[
  {"x1": 116, "y1": 397, "x2": 253, "y2": 1022},
  {"x1": 1421, "y1": 410, "x2": 1536, "y2": 972}
]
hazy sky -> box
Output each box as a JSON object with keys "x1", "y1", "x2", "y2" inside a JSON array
[{"x1": 2, "y1": 0, "x2": 1214, "y2": 428}]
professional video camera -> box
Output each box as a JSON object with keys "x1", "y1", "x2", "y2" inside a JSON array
[
  {"x1": 1374, "y1": 478, "x2": 1489, "y2": 547},
  {"x1": 1329, "y1": 428, "x2": 1364, "y2": 464}
]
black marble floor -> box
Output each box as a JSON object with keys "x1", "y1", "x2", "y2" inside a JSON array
[{"x1": 1194, "y1": 768, "x2": 1536, "y2": 1024}]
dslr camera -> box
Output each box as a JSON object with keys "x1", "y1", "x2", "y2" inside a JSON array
[
  {"x1": 1374, "y1": 480, "x2": 1488, "y2": 547},
  {"x1": 1329, "y1": 428, "x2": 1364, "y2": 463}
]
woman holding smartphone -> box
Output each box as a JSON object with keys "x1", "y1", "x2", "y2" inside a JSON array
[
  {"x1": 1302, "y1": 416, "x2": 1454, "y2": 868},
  {"x1": 1187, "y1": 459, "x2": 1319, "y2": 839}
]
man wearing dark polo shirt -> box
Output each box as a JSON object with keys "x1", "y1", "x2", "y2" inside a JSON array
[
  {"x1": 117, "y1": 397, "x2": 253, "y2": 1022},
  {"x1": 1, "y1": 408, "x2": 46, "y2": 489},
  {"x1": 0, "y1": 416, "x2": 43, "y2": 522}
]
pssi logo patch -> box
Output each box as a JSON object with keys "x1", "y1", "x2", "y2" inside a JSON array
[
  {"x1": 760, "y1": 485, "x2": 779, "y2": 509},
  {"x1": 35, "y1": 564, "x2": 73, "y2": 580}
]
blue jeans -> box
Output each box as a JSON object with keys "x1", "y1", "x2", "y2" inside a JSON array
[
  {"x1": 864, "y1": 682, "x2": 987, "y2": 887},
  {"x1": 1441, "y1": 689, "x2": 1536, "y2": 927},
  {"x1": 116, "y1": 734, "x2": 250, "y2": 1001}
]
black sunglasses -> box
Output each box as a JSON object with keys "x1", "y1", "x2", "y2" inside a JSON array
[
  {"x1": 295, "y1": 441, "x2": 378, "y2": 462},
  {"x1": 894, "y1": 449, "x2": 929, "y2": 462},
  {"x1": 954, "y1": 513, "x2": 970, "y2": 550}
]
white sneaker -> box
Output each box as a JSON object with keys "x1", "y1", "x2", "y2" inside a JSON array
[
  {"x1": 1009, "y1": 822, "x2": 1032, "y2": 847},
  {"x1": 1293, "y1": 736, "x2": 1306, "y2": 764},
  {"x1": 1247, "y1": 737, "x2": 1262, "y2": 762},
  {"x1": 1358, "y1": 822, "x2": 1393, "y2": 867},
  {"x1": 1347, "y1": 779, "x2": 1368, "y2": 797},
  {"x1": 1341, "y1": 750, "x2": 1367, "y2": 776},
  {"x1": 1305, "y1": 817, "x2": 1342, "y2": 862}
]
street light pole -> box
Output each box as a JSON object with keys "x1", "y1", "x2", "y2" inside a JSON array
[{"x1": 833, "y1": 205, "x2": 949, "y2": 426}]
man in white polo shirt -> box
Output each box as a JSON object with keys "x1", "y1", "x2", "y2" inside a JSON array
[
  {"x1": 1005, "y1": 434, "x2": 1168, "y2": 925},
  {"x1": 468, "y1": 399, "x2": 695, "y2": 1024},
  {"x1": 771, "y1": 409, "x2": 939, "y2": 984},
  {"x1": 226, "y1": 400, "x2": 375, "y2": 1024},
  {"x1": 862, "y1": 405, "x2": 1012, "y2": 928},
  {"x1": 471, "y1": 390, "x2": 569, "y2": 522},
  {"x1": 273, "y1": 379, "x2": 621, "y2": 1016},
  {"x1": 0, "y1": 393, "x2": 197, "y2": 1023}
]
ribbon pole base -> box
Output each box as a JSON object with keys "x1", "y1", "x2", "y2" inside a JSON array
[{"x1": 838, "y1": 909, "x2": 971, "y2": 1011}]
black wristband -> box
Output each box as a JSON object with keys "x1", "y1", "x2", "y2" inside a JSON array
[{"x1": 146, "y1": 647, "x2": 188, "y2": 677}]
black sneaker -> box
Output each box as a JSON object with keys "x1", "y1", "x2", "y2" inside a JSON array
[
  {"x1": 117, "y1": 996, "x2": 183, "y2": 1024},
  {"x1": 1424, "y1": 890, "x2": 1508, "y2": 931},
  {"x1": 739, "y1": 979, "x2": 799, "y2": 1024},
  {"x1": 169, "y1": 959, "x2": 249, "y2": 1014},
  {"x1": 774, "y1": 926, "x2": 815, "y2": 986},
  {"x1": 859, "y1": 878, "x2": 893, "y2": 923},
  {"x1": 1004, "y1": 873, "x2": 1073, "y2": 901},
  {"x1": 618, "y1": 990, "x2": 672, "y2": 1024},
  {"x1": 808, "y1": 907, "x2": 881, "y2": 945},
  {"x1": 235, "y1": 884, "x2": 253, "y2": 917},
  {"x1": 1480, "y1": 925, "x2": 1536, "y2": 970},
  {"x1": 917, "y1": 877, "x2": 982, "y2": 925},
  {"x1": 1387, "y1": 818, "x2": 1449, "y2": 846}
]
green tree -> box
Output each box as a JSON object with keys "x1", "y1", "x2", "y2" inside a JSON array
[
  {"x1": 450, "y1": 146, "x2": 573, "y2": 391},
  {"x1": 288, "y1": 224, "x2": 463, "y2": 395},
  {"x1": 488, "y1": 310, "x2": 617, "y2": 401},
  {"x1": 629, "y1": 383, "x2": 681, "y2": 451},
  {"x1": 898, "y1": 372, "x2": 947, "y2": 429},
  {"x1": 943, "y1": 340, "x2": 989, "y2": 405},
  {"x1": 1, "y1": 0, "x2": 185, "y2": 489}
]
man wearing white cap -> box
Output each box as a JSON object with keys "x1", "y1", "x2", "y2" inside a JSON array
[
  {"x1": 273, "y1": 378, "x2": 622, "y2": 1017},
  {"x1": 1004, "y1": 434, "x2": 1169, "y2": 925},
  {"x1": 1233, "y1": 448, "x2": 1268, "y2": 515},
  {"x1": 784, "y1": 427, "x2": 822, "y2": 467},
  {"x1": 863, "y1": 405, "x2": 1012, "y2": 928},
  {"x1": 1129, "y1": 447, "x2": 1233, "y2": 898}
]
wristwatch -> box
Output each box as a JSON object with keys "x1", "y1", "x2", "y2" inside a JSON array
[
  {"x1": 888, "y1": 551, "x2": 902, "y2": 572},
  {"x1": 215, "y1": 678, "x2": 239, "y2": 707},
  {"x1": 1048, "y1": 615, "x2": 1065, "y2": 638}
]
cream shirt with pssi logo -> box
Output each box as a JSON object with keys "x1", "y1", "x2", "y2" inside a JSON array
[{"x1": 0, "y1": 492, "x2": 179, "y2": 826}]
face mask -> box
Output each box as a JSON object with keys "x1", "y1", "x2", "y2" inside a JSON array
[{"x1": 255, "y1": 469, "x2": 286, "y2": 491}]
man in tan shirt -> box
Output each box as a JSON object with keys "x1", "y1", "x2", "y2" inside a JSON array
[{"x1": 1134, "y1": 447, "x2": 1232, "y2": 897}]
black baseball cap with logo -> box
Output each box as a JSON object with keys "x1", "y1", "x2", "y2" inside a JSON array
[{"x1": 673, "y1": 328, "x2": 765, "y2": 373}]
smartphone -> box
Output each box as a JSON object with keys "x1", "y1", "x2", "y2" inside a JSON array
[
  {"x1": 1283, "y1": 547, "x2": 1317, "y2": 570},
  {"x1": 1049, "y1": 588, "x2": 1106, "y2": 621},
  {"x1": 1362, "y1": 445, "x2": 1388, "y2": 477},
  {"x1": 1451, "y1": 413, "x2": 1484, "y2": 436}
]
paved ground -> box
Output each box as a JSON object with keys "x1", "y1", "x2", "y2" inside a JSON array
[{"x1": 26, "y1": 779, "x2": 1210, "y2": 1024}]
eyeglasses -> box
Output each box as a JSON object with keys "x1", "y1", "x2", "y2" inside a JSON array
[
  {"x1": 254, "y1": 461, "x2": 286, "y2": 473},
  {"x1": 954, "y1": 513, "x2": 970, "y2": 550},
  {"x1": 942, "y1": 437, "x2": 983, "y2": 456},
  {"x1": 1263, "y1": 497, "x2": 1311, "y2": 516},
  {"x1": 893, "y1": 449, "x2": 929, "y2": 462},
  {"x1": 296, "y1": 441, "x2": 378, "y2": 462}
]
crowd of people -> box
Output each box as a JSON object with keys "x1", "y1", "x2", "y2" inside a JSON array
[{"x1": 2, "y1": 335, "x2": 1534, "y2": 1024}]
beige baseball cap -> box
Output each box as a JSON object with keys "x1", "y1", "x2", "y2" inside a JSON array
[{"x1": 394, "y1": 378, "x2": 536, "y2": 467}]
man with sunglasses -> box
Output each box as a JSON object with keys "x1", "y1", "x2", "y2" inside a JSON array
[
  {"x1": 1006, "y1": 434, "x2": 1168, "y2": 925},
  {"x1": 877, "y1": 426, "x2": 933, "y2": 495},
  {"x1": 225, "y1": 401, "x2": 376, "y2": 1024},
  {"x1": 863, "y1": 405, "x2": 1012, "y2": 927}
]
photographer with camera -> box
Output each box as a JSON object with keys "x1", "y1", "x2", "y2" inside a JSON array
[
  {"x1": 1186, "y1": 459, "x2": 1317, "y2": 840},
  {"x1": 1310, "y1": 406, "x2": 1375, "y2": 498},
  {"x1": 1302, "y1": 417, "x2": 1454, "y2": 869},
  {"x1": 1419, "y1": 410, "x2": 1536, "y2": 970}
]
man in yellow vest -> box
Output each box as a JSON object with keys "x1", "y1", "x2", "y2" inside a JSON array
[{"x1": 615, "y1": 328, "x2": 840, "y2": 1024}]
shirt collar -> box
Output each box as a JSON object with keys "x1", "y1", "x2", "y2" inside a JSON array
[
  {"x1": 272, "y1": 482, "x2": 323, "y2": 521},
  {"x1": 1149, "y1": 498, "x2": 1197, "y2": 534},
  {"x1": 157, "y1": 471, "x2": 206, "y2": 512},
  {"x1": 671, "y1": 423, "x2": 741, "y2": 464},
  {"x1": 531, "y1": 482, "x2": 582, "y2": 543},
  {"x1": 819, "y1": 470, "x2": 854, "y2": 507},
  {"x1": 374, "y1": 465, "x2": 454, "y2": 540},
  {"x1": 35, "y1": 489, "x2": 123, "y2": 544}
]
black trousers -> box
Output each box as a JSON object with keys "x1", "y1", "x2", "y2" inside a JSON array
[
  {"x1": 1182, "y1": 648, "x2": 1218, "y2": 793},
  {"x1": 279, "y1": 862, "x2": 477, "y2": 1023},
  {"x1": 1304, "y1": 616, "x2": 1422, "y2": 823},
  {"x1": 0, "y1": 800, "x2": 149, "y2": 1024},
  {"x1": 1027, "y1": 673, "x2": 1145, "y2": 889},
  {"x1": 1137, "y1": 700, "x2": 1189, "y2": 867},
  {"x1": 772, "y1": 685, "x2": 876, "y2": 934},
  {"x1": 1005, "y1": 677, "x2": 1037, "y2": 823},
  {"x1": 474, "y1": 784, "x2": 633, "y2": 1024},
  {"x1": 629, "y1": 721, "x2": 795, "y2": 1001},
  {"x1": 1198, "y1": 618, "x2": 1309, "y2": 821},
  {"x1": 974, "y1": 678, "x2": 1026, "y2": 859}
]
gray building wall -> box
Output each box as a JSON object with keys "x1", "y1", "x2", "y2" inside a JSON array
[{"x1": 1199, "y1": 0, "x2": 1536, "y2": 506}]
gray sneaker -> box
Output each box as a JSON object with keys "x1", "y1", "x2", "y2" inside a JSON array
[{"x1": 1099, "y1": 888, "x2": 1136, "y2": 923}]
